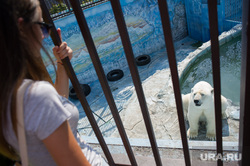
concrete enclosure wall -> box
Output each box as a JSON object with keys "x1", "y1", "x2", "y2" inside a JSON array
[
  {"x1": 184, "y1": 0, "x2": 242, "y2": 42},
  {"x1": 43, "y1": 0, "x2": 242, "y2": 82},
  {"x1": 44, "y1": 0, "x2": 188, "y2": 83}
]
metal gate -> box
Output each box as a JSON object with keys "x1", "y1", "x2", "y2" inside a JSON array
[{"x1": 40, "y1": 0, "x2": 250, "y2": 165}]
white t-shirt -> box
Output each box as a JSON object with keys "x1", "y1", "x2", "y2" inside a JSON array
[{"x1": 4, "y1": 80, "x2": 102, "y2": 166}]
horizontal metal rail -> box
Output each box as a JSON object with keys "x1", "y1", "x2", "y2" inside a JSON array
[{"x1": 44, "y1": 0, "x2": 109, "y2": 20}]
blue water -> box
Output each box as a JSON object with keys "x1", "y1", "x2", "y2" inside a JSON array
[{"x1": 180, "y1": 36, "x2": 241, "y2": 106}]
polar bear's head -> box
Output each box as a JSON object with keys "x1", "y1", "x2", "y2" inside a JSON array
[{"x1": 191, "y1": 81, "x2": 214, "y2": 107}]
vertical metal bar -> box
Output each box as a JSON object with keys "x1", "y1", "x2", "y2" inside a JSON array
[
  {"x1": 239, "y1": 0, "x2": 250, "y2": 165},
  {"x1": 68, "y1": 0, "x2": 137, "y2": 165},
  {"x1": 40, "y1": 1, "x2": 61, "y2": 45},
  {"x1": 207, "y1": 1, "x2": 223, "y2": 166},
  {"x1": 157, "y1": 0, "x2": 191, "y2": 166},
  {"x1": 109, "y1": 0, "x2": 162, "y2": 165},
  {"x1": 39, "y1": 1, "x2": 115, "y2": 165}
]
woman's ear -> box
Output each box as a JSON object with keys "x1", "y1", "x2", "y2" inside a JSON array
[{"x1": 17, "y1": 17, "x2": 24, "y2": 31}]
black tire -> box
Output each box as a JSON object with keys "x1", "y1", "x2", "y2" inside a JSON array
[
  {"x1": 135, "y1": 54, "x2": 151, "y2": 66},
  {"x1": 107, "y1": 69, "x2": 124, "y2": 81},
  {"x1": 69, "y1": 84, "x2": 91, "y2": 99}
]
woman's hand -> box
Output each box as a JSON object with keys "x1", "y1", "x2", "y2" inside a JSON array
[
  {"x1": 52, "y1": 28, "x2": 73, "y2": 63},
  {"x1": 53, "y1": 28, "x2": 71, "y2": 98}
]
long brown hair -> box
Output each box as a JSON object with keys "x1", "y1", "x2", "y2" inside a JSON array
[{"x1": 0, "y1": 0, "x2": 53, "y2": 159}]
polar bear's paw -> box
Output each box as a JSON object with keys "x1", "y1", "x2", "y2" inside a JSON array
[
  {"x1": 187, "y1": 129, "x2": 198, "y2": 139},
  {"x1": 206, "y1": 132, "x2": 216, "y2": 141}
]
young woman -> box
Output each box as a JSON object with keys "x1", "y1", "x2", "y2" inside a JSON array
[{"x1": 0, "y1": 0, "x2": 103, "y2": 165}]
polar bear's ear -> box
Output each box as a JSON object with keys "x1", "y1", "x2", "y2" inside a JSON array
[
  {"x1": 191, "y1": 88, "x2": 193, "y2": 93},
  {"x1": 211, "y1": 88, "x2": 214, "y2": 94}
]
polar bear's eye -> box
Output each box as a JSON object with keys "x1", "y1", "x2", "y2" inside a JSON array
[{"x1": 201, "y1": 93, "x2": 204, "y2": 96}]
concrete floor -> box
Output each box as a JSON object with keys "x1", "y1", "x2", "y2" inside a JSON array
[
  {"x1": 76, "y1": 32, "x2": 240, "y2": 142},
  {"x1": 77, "y1": 36, "x2": 199, "y2": 137},
  {"x1": 77, "y1": 24, "x2": 242, "y2": 166}
]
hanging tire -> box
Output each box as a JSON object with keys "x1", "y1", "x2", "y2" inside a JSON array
[
  {"x1": 135, "y1": 54, "x2": 151, "y2": 66},
  {"x1": 107, "y1": 69, "x2": 124, "y2": 82},
  {"x1": 69, "y1": 84, "x2": 91, "y2": 99}
]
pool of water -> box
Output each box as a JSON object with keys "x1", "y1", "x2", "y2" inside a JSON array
[{"x1": 180, "y1": 36, "x2": 241, "y2": 106}]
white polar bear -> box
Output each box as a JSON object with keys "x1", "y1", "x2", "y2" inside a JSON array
[{"x1": 182, "y1": 81, "x2": 228, "y2": 140}]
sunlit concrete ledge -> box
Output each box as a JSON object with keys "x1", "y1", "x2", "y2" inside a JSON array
[{"x1": 82, "y1": 136, "x2": 239, "y2": 151}]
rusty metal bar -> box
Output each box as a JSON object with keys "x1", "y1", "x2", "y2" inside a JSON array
[
  {"x1": 40, "y1": 1, "x2": 61, "y2": 45},
  {"x1": 109, "y1": 0, "x2": 162, "y2": 165},
  {"x1": 207, "y1": 1, "x2": 223, "y2": 166},
  {"x1": 68, "y1": 0, "x2": 137, "y2": 165},
  {"x1": 239, "y1": 0, "x2": 250, "y2": 165},
  {"x1": 157, "y1": 0, "x2": 191, "y2": 165},
  {"x1": 39, "y1": 1, "x2": 115, "y2": 165}
]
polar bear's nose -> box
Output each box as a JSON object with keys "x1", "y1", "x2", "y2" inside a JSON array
[
  {"x1": 194, "y1": 100, "x2": 199, "y2": 104},
  {"x1": 194, "y1": 100, "x2": 201, "y2": 106}
]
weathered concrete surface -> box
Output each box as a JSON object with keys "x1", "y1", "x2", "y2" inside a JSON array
[
  {"x1": 111, "y1": 66, "x2": 239, "y2": 142},
  {"x1": 111, "y1": 25, "x2": 242, "y2": 142}
]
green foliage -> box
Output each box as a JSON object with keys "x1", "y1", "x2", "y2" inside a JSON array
[
  {"x1": 82, "y1": 0, "x2": 91, "y2": 6},
  {"x1": 49, "y1": 3, "x2": 67, "y2": 14}
]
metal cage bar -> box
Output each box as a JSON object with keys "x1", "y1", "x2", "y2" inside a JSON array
[
  {"x1": 239, "y1": 0, "x2": 250, "y2": 165},
  {"x1": 109, "y1": 0, "x2": 162, "y2": 165},
  {"x1": 157, "y1": 0, "x2": 191, "y2": 165},
  {"x1": 40, "y1": 0, "x2": 116, "y2": 165},
  {"x1": 207, "y1": 1, "x2": 223, "y2": 166},
  {"x1": 39, "y1": 0, "x2": 250, "y2": 165},
  {"x1": 68, "y1": 0, "x2": 137, "y2": 165}
]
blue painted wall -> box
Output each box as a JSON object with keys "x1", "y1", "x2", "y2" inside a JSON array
[
  {"x1": 43, "y1": 0, "x2": 187, "y2": 83},
  {"x1": 43, "y1": 0, "x2": 242, "y2": 82},
  {"x1": 185, "y1": 0, "x2": 241, "y2": 42}
]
